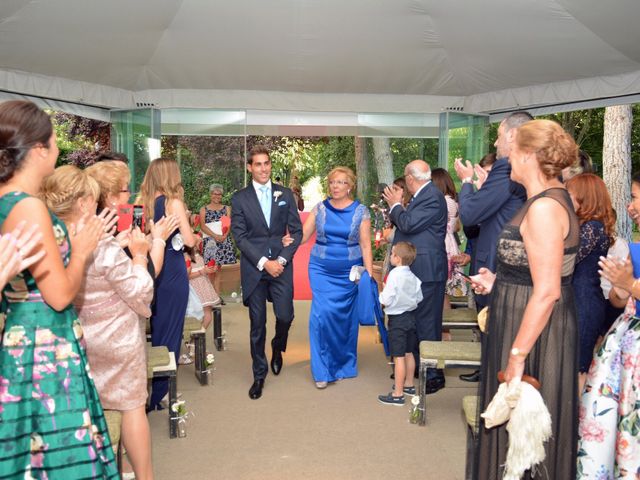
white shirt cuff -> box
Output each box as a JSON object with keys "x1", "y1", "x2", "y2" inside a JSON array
[
  {"x1": 257, "y1": 256, "x2": 268, "y2": 271},
  {"x1": 390, "y1": 203, "x2": 402, "y2": 212}
]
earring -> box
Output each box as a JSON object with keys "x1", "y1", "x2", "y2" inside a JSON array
[{"x1": 347, "y1": 189, "x2": 351, "y2": 195}]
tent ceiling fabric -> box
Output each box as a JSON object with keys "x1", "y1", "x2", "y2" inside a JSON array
[{"x1": 0, "y1": 0, "x2": 639, "y2": 113}]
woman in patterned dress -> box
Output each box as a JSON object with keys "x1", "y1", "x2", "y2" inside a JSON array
[
  {"x1": 0, "y1": 100, "x2": 118, "y2": 478},
  {"x1": 199, "y1": 184, "x2": 236, "y2": 296},
  {"x1": 431, "y1": 168, "x2": 467, "y2": 309},
  {"x1": 578, "y1": 173, "x2": 640, "y2": 478}
]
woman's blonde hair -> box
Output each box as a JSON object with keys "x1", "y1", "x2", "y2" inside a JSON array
[
  {"x1": 515, "y1": 120, "x2": 578, "y2": 180},
  {"x1": 41, "y1": 165, "x2": 100, "y2": 220},
  {"x1": 327, "y1": 166, "x2": 356, "y2": 198},
  {"x1": 137, "y1": 157, "x2": 184, "y2": 228},
  {"x1": 85, "y1": 160, "x2": 131, "y2": 209}
]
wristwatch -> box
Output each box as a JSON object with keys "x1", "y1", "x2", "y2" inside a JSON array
[
  {"x1": 277, "y1": 257, "x2": 287, "y2": 266},
  {"x1": 510, "y1": 347, "x2": 527, "y2": 358}
]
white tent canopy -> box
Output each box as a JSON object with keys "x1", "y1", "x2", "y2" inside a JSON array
[{"x1": 1, "y1": 0, "x2": 640, "y2": 115}]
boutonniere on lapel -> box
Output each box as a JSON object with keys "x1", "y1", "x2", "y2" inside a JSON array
[{"x1": 273, "y1": 191, "x2": 283, "y2": 201}]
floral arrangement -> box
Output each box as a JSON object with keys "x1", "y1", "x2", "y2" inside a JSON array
[
  {"x1": 273, "y1": 191, "x2": 283, "y2": 201},
  {"x1": 409, "y1": 395, "x2": 422, "y2": 424},
  {"x1": 171, "y1": 399, "x2": 188, "y2": 417},
  {"x1": 205, "y1": 353, "x2": 215, "y2": 368}
]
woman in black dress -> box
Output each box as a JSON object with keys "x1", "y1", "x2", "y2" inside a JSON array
[
  {"x1": 471, "y1": 119, "x2": 580, "y2": 479},
  {"x1": 566, "y1": 173, "x2": 615, "y2": 391}
]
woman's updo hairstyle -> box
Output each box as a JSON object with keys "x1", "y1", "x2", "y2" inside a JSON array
[
  {"x1": 0, "y1": 100, "x2": 53, "y2": 183},
  {"x1": 41, "y1": 165, "x2": 100, "y2": 220},
  {"x1": 515, "y1": 119, "x2": 578, "y2": 180}
]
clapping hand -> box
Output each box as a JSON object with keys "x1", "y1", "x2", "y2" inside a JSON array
[
  {"x1": 454, "y1": 158, "x2": 474, "y2": 181},
  {"x1": 382, "y1": 185, "x2": 403, "y2": 208},
  {"x1": 149, "y1": 214, "x2": 180, "y2": 242},
  {"x1": 469, "y1": 267, "x2": 496, "y2": 295},
  {"x1": 599, "y1": 256, "x2": 634, "y2": 298},
  {"x1": 451, "y1": 253, "x2": 471, "y2": 267},
  {"x1": 69, "y1": 213, "x2": 107, "y2": 260},
  {"x1": 474, "y1": 164, "x2": 489, "y2": 189},
  {"x1": 98, "y1": 208, "x2": 118, "y2": 238}
]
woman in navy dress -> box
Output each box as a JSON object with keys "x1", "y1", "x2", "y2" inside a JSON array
[
  {"x1": 300, "y1": 167, "x2": 373, "y2": 389},
  {"x1": 139, "y1": 158, "x2": 196, "y2": 409},
  {"x1": 566, "y1": 173, "x2": 615, "y2": 391}
]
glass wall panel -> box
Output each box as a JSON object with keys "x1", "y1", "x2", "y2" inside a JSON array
[
  {"x1": 438, "y1": 111, "x2": 489, "y2": 174},
  {"x1": 160, "y1": 109, "x2": 247, "y2": 211},
  {"x1": 110, "y1": 108, "x2": 160, "y2": 194}
]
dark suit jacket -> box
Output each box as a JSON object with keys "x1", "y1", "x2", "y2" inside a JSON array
[
  {"x1": 390, "y1": 182, "x2": 448, "y2": 283},
  {"x1": 231, "y1": 183, "x2": 302, "y2": 302},
  {"x1": 458, "y1": 157, "x2": 526, "y2": 292}
]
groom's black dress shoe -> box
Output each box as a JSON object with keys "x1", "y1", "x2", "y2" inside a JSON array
[
  {"x1": 249, "y1": 379, "x2": 264, "y2": 400},
  {"x1": 424, "y1": 378, "x2": 445, "y2": 395},
  {"x1": 459, "y1": 370, "x2": 480, "y2": 382},
  {"x1": 271, "y1": 349, "x2": 283, "y2": 375}
]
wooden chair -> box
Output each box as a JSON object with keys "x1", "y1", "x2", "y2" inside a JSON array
[
  {"x1": 462, "y1": 395, "x2": 480, "y2": 480},
  {"x1": 183, "y1": 316, "x2": 208, "y2": 385},
  {"x1": 417, "y1": 340, "x2": 481, "y2": 425},
  {"x1": 146, "y1": 345, "x2": 178, "y2": 438},
  {"x1": 442, "y1": 308, "x2": 478, "y2": 330}
]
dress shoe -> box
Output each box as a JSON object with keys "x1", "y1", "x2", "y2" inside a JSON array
[
  {"x1": 315, "y1": 381, "x2": 328, "y2": 389},
  {"x1": 249, "y1": 379, "x2": 264, "y2": 399},
  {"x1": 271, "y1": 349, "x2": 283, "y2": 375},
  {"x1": 424, "y1": 378, "x2": 445, "y2": 395},
  {"x1": 459, "y1": 370, "x2": 480, "y2": 382}
]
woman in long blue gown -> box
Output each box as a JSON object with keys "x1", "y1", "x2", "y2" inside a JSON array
[
  {"x1": 302, "y1": 167, "x2": 373, "y2": 388},
  {"x1": 139, "y1": 158, "x2": 196, "y2": 409}
]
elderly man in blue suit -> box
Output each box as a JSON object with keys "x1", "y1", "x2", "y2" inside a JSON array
[
  {"x1": 383, "y1": 160, "x2": 448, "y2": 394},
  {"x1": 453, "y1": 110, "x2": 531, "y2": 382}
]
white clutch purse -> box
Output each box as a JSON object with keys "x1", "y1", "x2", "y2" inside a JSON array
[{"x1": 349, "y1": 265, "x2": 366, "y2": 283}]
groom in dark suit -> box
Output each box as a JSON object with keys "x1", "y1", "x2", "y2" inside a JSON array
[
  {"x1": 383, "y1": 160, "x2": 448, "y2": 394},
  {"x1": 231, "y1": 145, "x2": 302, "y2": 399}
]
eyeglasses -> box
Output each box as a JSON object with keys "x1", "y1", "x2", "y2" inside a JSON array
[{"x1": 329, "y1": 180, "x2": 349, "y2": 186}]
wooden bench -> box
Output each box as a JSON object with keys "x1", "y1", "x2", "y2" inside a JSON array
[
  {"x1": 146, "y1": 345, "x2": 179, "y2": 438},
  {"x1": 417, "y1": 340, "x2": 481, "y2": 426},
  {"x1": 183, "y1": 316, "x2": 208, "y2": 385},
  {"x1": 462, "y1": 395, "x2": 480, "y2": 480},
  {"x1": 442, "y1": 308, "x2": 478, "y2": 330}
]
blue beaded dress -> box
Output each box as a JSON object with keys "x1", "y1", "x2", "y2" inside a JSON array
[{"x1": 308, "y1": 199, "x2": 369, "y2": 383}]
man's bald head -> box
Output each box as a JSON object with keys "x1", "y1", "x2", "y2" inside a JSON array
[
  {"x1": 405, "y1": 160, "x2": 431, "y2": 182},
  {"x1": 404, "y1": 160, "x2": 431, "y2": 195}
]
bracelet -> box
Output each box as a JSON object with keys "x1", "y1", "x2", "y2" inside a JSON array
[
  {"x1": 134, "y1": 254, "x2": 148, "y2": 262},
  {"x1": 152, "y1": 238, "x2": 166, "y2": 247}
]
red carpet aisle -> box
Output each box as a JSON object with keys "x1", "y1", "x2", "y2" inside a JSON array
[
  {"x1": 293, "y1": 212, "x2": 314, "y2": 300},
  {"x1": 147, "y1": 301, "x2": 474, "y2": 479}
]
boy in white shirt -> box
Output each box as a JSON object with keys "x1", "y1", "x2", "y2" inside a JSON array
[{"x1": 378, "y1": 241, "x2": 423, "y2": 406}]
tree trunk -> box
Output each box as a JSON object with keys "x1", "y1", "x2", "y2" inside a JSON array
[
  {"x1": 602, "y1": 105, "x2": 633, "y2": 242},
  {"x1": 371, "y1": 137, "x2": 394, "y2": 186},
  {"x1": 354, "y1": 136, "x2": 368, "y2": 202}
]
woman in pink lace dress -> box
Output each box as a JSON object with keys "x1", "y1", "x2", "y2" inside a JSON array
[
  {"x1": 431, "y1": 168, "x2": 467, "y2": 309},
  {"x1": 42, "y1": 165, "x2": 156, "y2": 480}
]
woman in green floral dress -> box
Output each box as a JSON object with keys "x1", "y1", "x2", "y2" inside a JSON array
[{"x1": 0, "y1": 100, "x2": 118, "y2": 478}]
